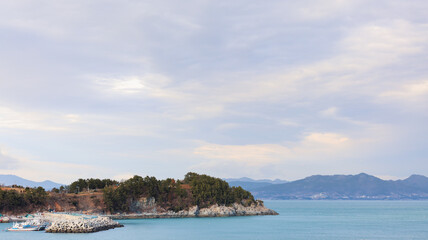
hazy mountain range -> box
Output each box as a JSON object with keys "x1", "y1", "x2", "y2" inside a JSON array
[
  {"x1": 0, "y1": 174, "x2": 63, "y2": 190},
  {"x1": 2, "y1": 173, "x2": 428, "y2": 200},
  {"x1": 225, "y1": 173, "x2": 428, "y2": 200}
]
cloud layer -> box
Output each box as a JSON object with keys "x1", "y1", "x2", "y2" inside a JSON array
[{"x1": 0, "y1": 0, "x2": 427, "y2": 182}]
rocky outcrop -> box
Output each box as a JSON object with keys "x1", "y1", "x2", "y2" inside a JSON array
[
  {"x1": 197, "y1": 202, "x2": 278, "y2": 217},
  {"x1": 129, "y1": 197, "x2": 156, "y2": 213},
  {"x1": 111, "y1": 201, "x2": 278, "y2": 219}
]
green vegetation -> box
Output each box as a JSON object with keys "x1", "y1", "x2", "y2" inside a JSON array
[
  {"x1": 68, "y1": 178, "x2": 119, "y2": 193},
  {"x1": 0, "y1": 187, "x2": 47, "y2": 212},
  {"x1": 184, "y1": 172, "x2": 255, "y2": 208},
  {"x1": 0, "y1": 173, "x2": 256, "y2": 214},
  {"x1": 24, "y1": 187, "x2": 48, "y2": 205},
  {"x1": 103, "y1": 172, "x2": 256, "y2": 213},
  {"x1": 103, "y1": 175, "x2": 189, "y2": 212}
]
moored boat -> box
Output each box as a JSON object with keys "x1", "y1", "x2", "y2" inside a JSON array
[{"x1": 7, "y1": 218, "x2": 49, "y2": 231}]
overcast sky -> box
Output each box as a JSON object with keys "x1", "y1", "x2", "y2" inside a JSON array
[{"x1": 0, "y1": 0, "x2": 427, "y2": 184}]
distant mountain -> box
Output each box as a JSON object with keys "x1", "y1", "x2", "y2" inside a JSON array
[
  {"x1": 0, "y1": 174, "x2": 63, "y2": 190},
  {"x1": 224, "y1": 177, "x2": 288, "y2": 191},
  {"x1": 225, "y1": 177, "x2": 288, "y2": 184},
  {"x1": 243, "y1": 173, "x2": 428, "y2": 200}
]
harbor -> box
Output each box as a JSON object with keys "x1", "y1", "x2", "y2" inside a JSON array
[{"x1": 3, "y1": 213, "x2": 123, "y2": 233}]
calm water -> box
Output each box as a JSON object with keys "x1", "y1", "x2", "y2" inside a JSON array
[{"x1": 2, "y1": 201, "x2": 428, "y2": 240}]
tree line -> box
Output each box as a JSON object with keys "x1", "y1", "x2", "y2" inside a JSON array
[
  {"x1": 103, "y1": 172, "x2": 256, "y2": 213},
  {"x1": 184, "y1": 172, "x2": 255, "y2": 208},
  {"x1": 0, "y1": 187, "x2": 47, "y2": 212},
  {"x1": 0, "y1": 173, "x2": 257, "y2": 214},
  {"x1": 103, "y1": 175, "x2": 189, "y2": 212},
  {"x1": 67, "y1": 178, "x2": 119, "y2": 193}
]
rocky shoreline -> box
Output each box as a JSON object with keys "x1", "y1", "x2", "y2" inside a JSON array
[
  {"x1": 1, "y1": 203, "x2": 277, "y2": 233},
  {"x1": 110, "y1": 202, "x2": 278, "y2": 219}
]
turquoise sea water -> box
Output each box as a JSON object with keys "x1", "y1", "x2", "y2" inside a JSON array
[{"x1": 2, "y1": 201, "x2": 428, "y2": 240}]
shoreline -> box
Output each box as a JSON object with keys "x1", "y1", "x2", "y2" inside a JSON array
[
  {"x1": 0, "y1": 203, "x2": 278, "y2": 223},
  {"x1": 109, "y1": 203, "x2": 278, "y2": 219},
  {"x1": 110, "y1": 211, "x2": 278, "y2": 220}
]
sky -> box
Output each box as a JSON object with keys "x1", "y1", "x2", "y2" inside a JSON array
[{"x1": 0, "y1": 0, "x2": 427, "y2": 184}]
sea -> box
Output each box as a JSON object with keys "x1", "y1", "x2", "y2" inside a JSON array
[{"x1": 2, "y1": 200, "x2": 428, "y2": 240}]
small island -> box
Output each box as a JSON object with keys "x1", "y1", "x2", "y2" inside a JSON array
[{"x1": 0, "y1": 172, "x2": 277, "y2": 232}]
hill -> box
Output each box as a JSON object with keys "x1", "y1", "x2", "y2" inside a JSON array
[
  {"x1": 0, "y1": 174, "x2": 63, "y2": 190},
  {"x1": 249, "y1": 173, "x2": 428, "y2": 200},
  {"x1": 0, "y1": 173, "x2": 277, "y2": 217}
]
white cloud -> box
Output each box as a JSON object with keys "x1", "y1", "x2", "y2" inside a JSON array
[
  {"x1": 380, "y1": 80, "x2": 428, "y2": 99},
  {"x1": 112, "y1": 173, "x2": 135, "y2": 182},
  {"x1": 158, "y1": 20, "x2": 428, "y2": 110},
  {"x1": 189, "y1": 126, "x2": 398, "y2": 179},
  {"x1": 0, "y1": 0, "x2": 427, "y2": 181},
  {"x1": 106, "y1": 77, "x2": 145, "y2": 94},
  {"x1": 0, "y1": 105, "x2": 161, "y2": 137},
  {"x1": 303, "y1": 132, "x2": 349, "y2": 145},
  {"x1": 0, "y1": 106, "x2": 68, "y2": 131},
  {"x1": 0, "y1": 146, "x2": 111, "y2": 183},
  {"x1": 64, "y1": 114, "x2": 80, "y2": 123},
  {"x1": 320, "y1": 107, "x2": 338, "y2": 118},
  {"x1": 194, "y1": 144, "x2": 286, "y2": 165},
  {"x1": 93, "y1": 74, "x2": 172, "y2": 95},
  {"x1": 190, "y1": 132, "x2": 359, "y2": 179},
  {"x1": 279, "y1": 120, "x2": 300, "y2": 127},
  {"x1": 319, "y1": 107, "x2": 372, "y2": 126},
  {"x1": 194, "y1": 132, "x2": 351, "y2": 166}
]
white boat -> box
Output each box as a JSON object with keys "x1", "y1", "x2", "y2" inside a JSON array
[{"x1": 7, "y1": 219, "x2": 48, "y2": 231}]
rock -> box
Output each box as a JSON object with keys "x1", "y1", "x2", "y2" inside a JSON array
[
  {"x1": 135, "y1": 202, "x2": 279, "y2": 218},
  {"x1": 45, "y1": 214, "x2": 124, "y2": 233},
  {"x1": 188, "y1": 205, "x2": 199, "y2": 216},
  {"x1": 129, "y1": 197, "x2": 156, "y2": 213}
]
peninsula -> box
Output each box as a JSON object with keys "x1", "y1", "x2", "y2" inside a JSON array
[{"x1": 0, "y1": 173, "x2": 278, "y2": 218}]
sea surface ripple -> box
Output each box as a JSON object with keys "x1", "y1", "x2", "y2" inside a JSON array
[{"x1": 2, "y1": 200, "x2": 428, "y2": 240}]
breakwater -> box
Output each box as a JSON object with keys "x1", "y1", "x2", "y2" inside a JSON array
[{"x1": 44, "y1": 213, "x2": 123, "y2": 233}]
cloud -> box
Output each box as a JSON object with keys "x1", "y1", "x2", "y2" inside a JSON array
[
  {"x1": 64, "y1": 114, "x2": 81, "y2": 123},
  {"x1": 320, "y1": 107, "x2": 338, "y2": 118},
  {"x1": 190, "y1": 132, "x2": 359, "y2": 179},
  {"x1": 190, "y1": 126, "x2": 398, "y2": 179},
  {"x1": 279, "y1": 120, "x2": 300, "y2": 127},
  {"x1": 93, "y1": 74, "x2": 173, "y2": 96},
  {"x1": 0, "y1": 104, "x2": 160, "y2": 137},
  {"x1": 0, "y1": 146, "x2": 111, "y2": 183},
  {"x1": 0, "y1": 106, "x2": 68, "y2": 131},
  {"x1": 293, "y1": 0, "x2": 360, "y2": 21},
  {"x1": 139, "y1": 20, "x2": 428, "y2": 113},
  {"x1": 0, "y1": 1, "x2": 427, "y2": 181},
  {"x1": 193, "y1": 132, "x2": 351, "y2": 166},
  {"x1": 112, "y1": 173, "x2": 135, "y2": 182},
  {"x1": 194, "y1": 144, "x2": 286, "y2": 166},
  {"x1": 380, "y1": 80, "x2": 428, "y2": 99},
  {"x1": 0, "y1": 147, "x2": 19, "y2": 169},
  {"x1": 319, "y1": 107, "x2": 372, "y2": 126}
]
